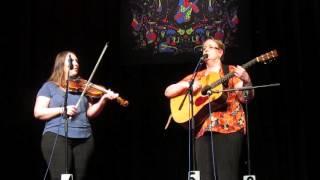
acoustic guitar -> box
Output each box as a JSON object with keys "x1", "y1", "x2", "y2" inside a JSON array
[{"x1": 169, "y1": 50, "x2": 278, "y2": 128}]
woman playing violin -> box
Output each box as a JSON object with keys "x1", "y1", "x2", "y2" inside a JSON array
[{"x1": 34, "y1": 51, "x2": 119, "y2": 180}]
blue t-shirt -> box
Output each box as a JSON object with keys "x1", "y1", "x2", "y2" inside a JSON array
[{"x1": 37, "y1": 81, "x2": 92, "y2": 138}]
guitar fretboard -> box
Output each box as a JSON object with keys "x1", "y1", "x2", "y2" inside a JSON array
[
  {"x1": 209, "y1": 58, "x2": 258, "y2": 89},
  {"x1": 205, "y1": 49, "x2": 278, "y2": 90}
]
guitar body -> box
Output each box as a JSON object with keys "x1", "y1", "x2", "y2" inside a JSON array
[
  {"x1": 168, "y1": 49, "x2": 278, "y2": 128},
  {"x1": 170, "y1": 72, "x2": 227, "y2": 128}
]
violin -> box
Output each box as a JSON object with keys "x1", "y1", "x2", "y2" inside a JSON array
[{"x1": 68, "y1": 77, "x2": 129, "y2": 107}]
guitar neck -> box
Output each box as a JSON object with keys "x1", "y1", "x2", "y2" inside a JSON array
[{"x1": 209, "y1": 58, "x2": 258, "y2": 88}]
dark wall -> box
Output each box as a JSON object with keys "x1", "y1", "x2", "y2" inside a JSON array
[{"x1": 3, "y1": 0, "x2": 319, "y2": 179}]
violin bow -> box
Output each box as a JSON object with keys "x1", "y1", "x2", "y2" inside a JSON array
[{"x1": 74, "y1": 41, "x2": 109, "y2": 110}]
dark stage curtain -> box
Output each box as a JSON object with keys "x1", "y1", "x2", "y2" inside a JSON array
[{"x1": 3, "y1": 0, "x2": 318, "y2": 179}]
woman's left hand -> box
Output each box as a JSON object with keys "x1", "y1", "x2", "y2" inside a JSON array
[
  {"x1": 234, "y1": 65, "x2": 251, "y2": 84},
  {"x1": 101, "y1": 89, "x2": 119, "y2": 101}
]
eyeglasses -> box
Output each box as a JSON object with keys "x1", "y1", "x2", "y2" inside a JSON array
[{"x1": 202, "y1": 46, "x2": 220, "y2": 51}]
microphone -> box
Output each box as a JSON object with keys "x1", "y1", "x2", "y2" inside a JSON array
[
  {"x1": 68, "y1": 55, "x2": 73, "y2": 70},
  {"x1": 200, "y1": 54, "x2": 208, "y2": 61}
]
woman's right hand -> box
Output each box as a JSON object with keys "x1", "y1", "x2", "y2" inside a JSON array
[
  {"x1": 165, "y1": 80, "x2": 202, "y2": 98},
  {"x1": 65, "y1": 105, "x2": 78, "y2": 116},
  {"x1": 192, "y1": 80, "x2": 202, "y2": 93},
  {"x1": 181, "y1": 80, "x2": 202, "y2": 92}
]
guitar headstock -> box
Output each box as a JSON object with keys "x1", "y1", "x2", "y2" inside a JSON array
[{"x1": 256, "y1": 49, "x2": 278, "y2": 64}]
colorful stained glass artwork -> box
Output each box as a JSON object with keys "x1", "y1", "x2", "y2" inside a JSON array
[{"x1": 130, "y1": 0, "x2": 240, "y2": 54}]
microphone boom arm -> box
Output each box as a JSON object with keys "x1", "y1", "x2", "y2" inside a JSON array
[{"x1": 207, "y1": 83, "x2": 280, "y2": 94}]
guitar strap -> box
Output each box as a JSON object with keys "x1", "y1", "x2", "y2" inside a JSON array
[{"x1": 222, "y1": 64, "x2": 229, "y2": 88}]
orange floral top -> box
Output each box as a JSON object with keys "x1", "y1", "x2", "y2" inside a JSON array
[{"x1": 180, "y1": 65, "x2": 246, "y2": 138}]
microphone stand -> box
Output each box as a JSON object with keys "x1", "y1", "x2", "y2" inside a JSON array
[
  {"x1": 205, "y1": 83, "x2": 280, "y2": 94},
  {"x1": 61, "y1": 62, "x2": 73, "y2": 180},
  {"x1": 178, "y1": 56, "x2": 204, "y2": 180},
  {"x1": 205, "y1": 83, "x2": 280, "y2": 179}
]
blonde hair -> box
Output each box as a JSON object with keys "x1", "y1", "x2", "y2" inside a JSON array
[
  {"x1": 48, "y1": 51, "x2": 74, "y2": 87},
  {"x1": 203, "y1": 38, "x2": 225, "y2": 60},
  {"x1": 204, "y1": 38, "x2": 225, "y2": 51}
]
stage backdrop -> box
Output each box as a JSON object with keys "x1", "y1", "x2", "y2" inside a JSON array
[{"x1": 129, "y1": 0, "x2": 240, "y2": 55}]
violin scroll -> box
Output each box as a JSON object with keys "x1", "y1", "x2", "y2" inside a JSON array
[{"x1": 115, "y1": 96, "x2": 129, "y2": 107}]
